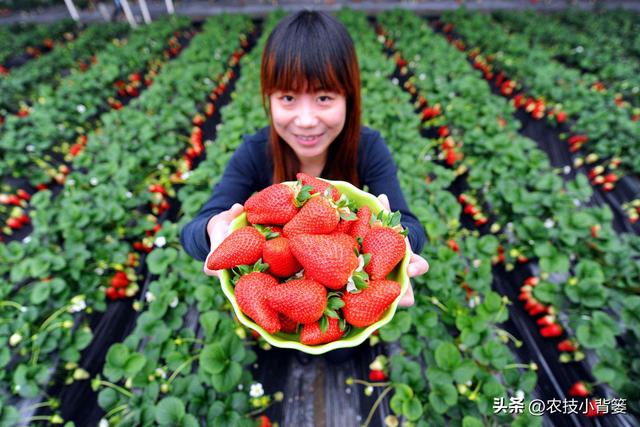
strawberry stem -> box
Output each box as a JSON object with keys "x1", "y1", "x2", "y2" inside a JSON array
[{"x1": 362, "y1": 385, "x2": 393, "y2": 427}]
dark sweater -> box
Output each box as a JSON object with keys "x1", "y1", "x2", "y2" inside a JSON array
[{"x1": 180, "y1": 126, "x2": 426, "y2": 261}]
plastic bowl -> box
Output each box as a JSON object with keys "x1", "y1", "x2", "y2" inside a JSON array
[{"x1": 219, "y1": 179, "x2": 411, "y2": 355}]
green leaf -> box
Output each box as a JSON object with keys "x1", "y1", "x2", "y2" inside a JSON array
[
  {"x1": 30, "y1": 281, "x2": 51, "y2": 304},
  {"x1": 155, "y1": 397, "x2": 185, "y2": 425},
  {"x1": 435, "y1": 342, "x2": 461, "y2": 371},
  {"x1": 200, "y1": 343, "x2": 227, "y2": 375},
  {"x1": 428, "y1": 383, "x2": 457, "y2": 414},
  {"x1": 463, "y1": 416, "x2": 484, "y2": 427},
  {"x1": 97, "y1": 388, "x2": 118, "y2": 410},
  {"x1": 403, "y1": 397, "x2": 423, "y2": 421},
  {"x1": 211, "y1": 361, "x2": 242, "y2": 393},
  {"x1": 106, "y1": 344, "x2": 129, "y2": 368},
  {"x1": 147, "y1": 248, "x2": 178, "y2": 274},
  {"x1": 124, "y1": 353, "x2": 147, "y2": 376},
  {"x1": 576, "y1": 311, "x2": 619, "y2": 349},
  {"x1": 453, "y1": 360, "x2": 478, "y2": 384}
]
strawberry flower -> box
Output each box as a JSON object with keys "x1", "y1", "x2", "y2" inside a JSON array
[{"x1": 249, "y1": 382, "x2": 264, "y2": 398}]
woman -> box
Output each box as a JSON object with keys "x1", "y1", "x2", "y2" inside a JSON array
[{"x1": 181, "y1": 10, "x2": 428, "y2": 315}]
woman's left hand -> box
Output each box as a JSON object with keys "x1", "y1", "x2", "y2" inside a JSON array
[{"x1": 377, "y1": 194, "x2": 429, "y2": 307}]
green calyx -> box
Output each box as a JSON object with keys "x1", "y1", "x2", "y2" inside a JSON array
[
  {"x1": 231, "y1": 259, "x2": 269, "y2": 284},
  {"x1": 253, "y1": 224, "x2": 280, "y2": 240},
  {"x1": 374, "y1": 210, "x2": 407, "y2": 235},
  {"x1": 293, "y1": 182, "x2": 314, "y2": 208}
]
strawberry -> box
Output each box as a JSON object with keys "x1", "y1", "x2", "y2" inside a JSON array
[
  {"x1": 18, "y1": 214, "x2": 30, "y2": 225},
  {"x1": 111, "y1": 271, "x2": 129, "y2": 288},
  {"x1": 536, "y1": 315, "x2": 556, "y2": 327},
  {"x1": 350, "y1": 205, "x2": 372, "y2": 241},
  {"x1": 278, "y1": 313, "x2": 299, "y2": 334},
  {"x1": 266, "y1": 278, "x2": 328, "y2": 324},
  {"x1": 369, "y1": 369, "x2": 387, "y2": 382},
  {"x1": 206, "y1": 226, "x2": 265, "y2": 270},
  {"x1": 585, "y1": 399, "x2": 604, "y2": 417},
  {"x1": 342, "y1": 280, "x2": 401, "y2": 327},
  {"x1": 447, "y1": 239, "x2": 460, "y2": 252},
  {"x1": 106, "y1": 287, "x2": 119, "y2": 300},
  {"x1": 568, "y1": 381, "x2": 590, "y2": 398},
  {"x1": 557, "y1": 339, "x2": 576, "y2": 352},
  {"x1": 362, "y1": 212, "x2": 406, "y2": 280},
  {"x1": 300, "y1": 316, "x2": 345, "y2": 345},
  {"x1": 262, "y1": 236, "x2": 302, "y2": 278},
  {"x1": 16, "y1": 189, "x2": 30, "y2": 201},
  {"x1": 245, "y1": 183, "x2": 311, "y2": 225},
  {"x1": 332, "y1": 219, "x2": 354, "y2": 235},
  {"x1": 258, "y1": 415, "x2": 272, "y2": 427},
  {"x1": 331, "y1": 233, "x2": 360, "y2": 253},
  {"x1": 290, "y1": 234, "x2": 359, "y2": 290},
  {"x1": 296, "y1": 172, "x2": 341, "y2": 201},
  {"x1": 556, "y1": 111, "x2": 567, "y2": 123},
  {"x1": 283, "y1": 196, "x2": 341, "y2": 237},
  {"x1": 117, "y1": 288, "x2": 127, "y2": 298},
  {"x1": 540, "y1": 324, "x2": 563, "y2": 338},
  {"x1": 7, "y1": 217, "x2": 22, "y2": 229},
  {"x1": 234, "y1": 272, "x2": 280, "y2": 334}
]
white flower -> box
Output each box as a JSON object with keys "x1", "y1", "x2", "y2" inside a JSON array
[
  {"x1": 377, "y1": 35, "x2": 385, "y2": 43},
  {"x1": 575, "y1": 45, "x2": 584, "y2": 53},
  {"x1": 125, "y1": 191, "x2": 133, "y2": 198},
  {"x1": 391, "y1": 77, "x2": 399, "y2": 86},
  {"x1": 563, "y1": 166, "x2": 571, "y2": 175},
  {"x1": 573, "y1": 199, "x2": 581, "y2": 207},
  {"x1": 164, "y1": 155, "x2": 171, "y2": 161},
  {"x1": 468, "y1": 296, "x2": 479, "y2": 309},
  {"x1": 375, "y1": 70, "x2": 381, "y2": 77},
  {"x1": 9, "y1": 333, "x2": 22, "y2": 346},
  {"x1": 157, "y1": 163, "x2": 164, "y2": 170},
  {"x1": 249, "y1": 383, "x2": 264, "y2": 398},
  {"x1": 203, "y1": 77, "x2": 212, "y2": 85},
  {"x1": 214, "y1": 52, "x2": 221, "y2": 60},
  {"x1": 155, "y1": 368, "x2": 166, "y2": 379},
  {"x1": 544, "y1": 218, "x2": 555, "y2": 229},
  {"x1": 95, "y1": 267, "x2": 104, "y2": 275},
  {"x1": 67, "y1": 178, "x2": 75, "y2": 186},
  {"x1": 216, "y1": 123, "x2": 223, "y2": 131},
  {"x1": 237, "y1": 384, "x2": 243, "y2": 390},
  {"x1": 69, "y1": 295, "x2": 87, "y2": 313},
  {"x1": 472, "y1": 259, "x2": 481, "y2": 268},
  {"x1": 154, "y1": 236, "x2": 166, "y2": 248},
  {"x1": 77, "y1": 104, "x2": 86, "y2": 113},
  {"x1": 181, "y1": 171, "x2": 191, "y2": 180},
  {"x1": 515, "y1": 389, "x2": 525, "y2": 400},
  {"x1": 26, "y1": 144, "x2": 35, "y2": 152},
  {"x1": 423, "y1": 155, "x2": 432, "y2": 161},
  {"x1": 419, "y1": 73, "x2": 426, "y2": 80},
  {"x1": 98, "y1": 419, "x2": 109, "y2": 427},
  {"x1": 169, "y1": 297, "x2": 178, "y2": 308},
  {"x1": 22, "y1": 236, "x2": 32, "y2": 244},
  {"x1": 89, "y1": 177, "x2": 98, "y2": 186}
]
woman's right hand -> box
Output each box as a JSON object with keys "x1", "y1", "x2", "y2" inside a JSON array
[{"x1": 203, "y1": 203, "x2": 244, "y2": 277}]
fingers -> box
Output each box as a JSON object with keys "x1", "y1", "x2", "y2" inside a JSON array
[
  {"x1": 398, "y1": 283, "x2": 415, "y2": 307},
  {"x1": 408, "y1": 253, "x2": 429, "y2": 277},
  {"x1": 377, "y1": 193, "x2": 391, "y2": 212}
]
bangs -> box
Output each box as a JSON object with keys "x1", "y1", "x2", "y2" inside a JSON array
[{"x1": 261, "y1": 15, "x2": 354, "y2": 96}]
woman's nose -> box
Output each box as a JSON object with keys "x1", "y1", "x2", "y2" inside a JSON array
[{"x1": 294, "y1": 101, "x2": 319, "y2": 128}]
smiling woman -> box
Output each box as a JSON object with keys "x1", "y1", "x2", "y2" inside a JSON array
[{"x1": 179, "y1": 10, "x2": 429, "y2": 351}]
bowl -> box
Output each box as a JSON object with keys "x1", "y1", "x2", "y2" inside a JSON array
[{"x1": 219, "y1": 179, "x2": 411, "y2": 355}]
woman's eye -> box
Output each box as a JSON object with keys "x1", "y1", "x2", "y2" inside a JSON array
[
  {"x1": 318, "y1": 95, "x2": 333, "y2": 103},
  {"x1": 281, "y1": 95, "x2": 294, "y2": 103}
]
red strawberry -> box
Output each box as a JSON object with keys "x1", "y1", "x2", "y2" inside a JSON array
[
  {"x1": 290, "y1": 234, "x2": 359, "y2": 290},
  {"x1": 447, "y1": 239, "x2": 460, "y2": 252},
  {"x1": 369, "y1": 369, "x2": 387, "y2": 382},
  {"x1": 362, "y1": 227, "x2": 406, "y2": 280},
  {"x1": 234, "y1": 272, "x2": 280, "y2": 334},
  {"x1": 536, "y1": 315, "x2": 556, "y2": 327},
  {"x1": 106, "y1": 287, "x2": 119, "y2": 300},
  {"x1": 349, "y1": 205, "x2": 372, "y2": 241},
  {"x1": 557, "y1": 339, "x2": 576, "y2": 352},
  {"x1": 278, "y1": 313, "x2": 299, "y2": 334},
  {"x1": 283, "y1": 196, "x2": 340, "y2": 237},
  {"x1": 16, "y1": 189, "x2": 31, "y2": 201},
  {"x1": 258, "y1": 415, "x2": 272, "y2": 427},
  {"x1": 540, "y1": 324, "x2": 563, "y2": 338},
  {"x1": 245, "y1": 183, "x2": 310, "y2": 225},
  {"x1": 568, "y1": 381, "x2": 590, "y2": 398},
  {"x1": 331, "y1": 233, "x2": 360, "y2": 253},
  {"x1": 206, "y1": 226, "x2": 265, "y2": 270},
  {"x1": 111, "y1": 271, "x2": 129, "y2": 288},
  {"x1": 296, "y1": 172, "x2": 341, "y2": 201},
  {"x1": 7, "y1": 217, "x2": 22, "y2": 229},
  {"x1": 263, "y1": 236, "x2": 302, "y2": 278},
  {"x1": 300, "y1": 317, "x2": 345, "y2": 345},
  {"x1": 18, "y1": 214, "x2": 30, "y2": 225},
  {"x1": 556, "y1": 111, "x2": 567, "y2": 123},
  {"x1": 266, "y1": 279, "x2": 327, "y2": 324},
  {"x1": 117, "y1": 288, "x2": 127, "y2": 298},
  {"x1": 342, "y1": 280, "x2": 401, "y2": 327},
  {"x1": 332, "y1": 219, "x2": 354, "y2": 235},
  {"x1": 586, "y1": 399, "x2": 604, "y2": 417}
]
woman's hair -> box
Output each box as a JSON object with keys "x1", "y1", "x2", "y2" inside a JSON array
[{"x1": 261, "y1": 10, "x2": 361, "y2": 186}]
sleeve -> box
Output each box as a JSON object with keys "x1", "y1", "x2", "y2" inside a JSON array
[
  {"x1": 179, "y1": 138, "x2": 259, "y2": 261},
  {"x1": 363, "y1": 131, "x2": 427, "y2": 254}
]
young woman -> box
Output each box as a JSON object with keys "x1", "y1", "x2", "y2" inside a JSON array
[{"x1": 180, "y1": 10, "x2": 428, "y2": 310}]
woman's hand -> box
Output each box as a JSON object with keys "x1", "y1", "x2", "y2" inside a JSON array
[
  {"x1": 377, "y1": 194, "x2": 429, "y2": 307},
  {"x1": 203, "y1": 203, "x2": 244, "y2": 278}
]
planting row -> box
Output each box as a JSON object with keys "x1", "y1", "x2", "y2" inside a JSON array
[
  {"x1": 0, "y1": 14, "x2": 253, "y2": 426},
  {"x1": 443, "y1": 9, "x2": 640, "y2": 181},
  {"x1": 492, "y1": 11, "x2": 640, "y2": 109},
  {"x1": 383, "y1": 9, "x2": 640, "y2": 419},
  {"x1": 0, "y1": 17, "x2": 193, "y2": 241},
  {"x1": 0, "y1": 22, "x2": 130, "y2": 118},
  {"x1": 0, "y1": 19, "x2": 76, "y2": 68}
]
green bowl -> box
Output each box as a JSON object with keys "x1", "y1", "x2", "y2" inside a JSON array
[{"x1": 219, "y1": 179, "x2": 411, "y2": 355}]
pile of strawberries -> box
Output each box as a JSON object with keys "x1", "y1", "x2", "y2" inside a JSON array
[{"x1": 206, "y1": 173, "x2": 408, "y2": 346}]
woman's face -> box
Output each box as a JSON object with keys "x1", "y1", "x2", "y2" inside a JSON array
[{"x1": 269, "y1": 89, "x2": 346, "y2": 162}]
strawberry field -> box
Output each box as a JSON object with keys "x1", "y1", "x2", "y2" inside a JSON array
[{"x1": 1, "y1": 6, "x2": 640, "y2": 427}]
